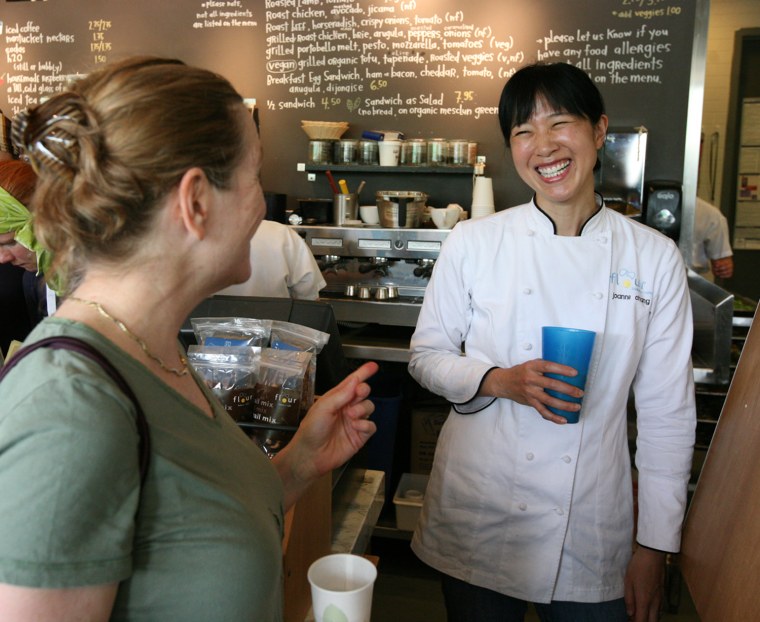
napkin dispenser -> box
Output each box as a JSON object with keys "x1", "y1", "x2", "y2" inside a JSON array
[{"x1": 644, "y1": 180, "x2": 682, "y2": 241}]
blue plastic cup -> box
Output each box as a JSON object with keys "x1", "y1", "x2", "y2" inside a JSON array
[{"x1": 541, "y1": 326, "x2": 596, "y2": 423}]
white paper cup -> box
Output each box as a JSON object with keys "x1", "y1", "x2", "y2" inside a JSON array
[
  {"x1": 471, "y1": 204, "x2": 495, "y2": 219},
  {"x1": 308, "y1": 554, "x2": 377, "y2": 622},
  {"x1": 472, "y1": 176, "x2": 494, "y2": 208},
  {"x1": 359, "y1": 204, "x2": 379, "y2": 225},
  {"x1": 378, "y1": 140, "x2": 401, "y2": 166}
]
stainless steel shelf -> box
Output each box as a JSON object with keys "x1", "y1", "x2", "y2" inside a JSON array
[
  {"x1": 343, "y1": 342, "x2": 410, "y2": 363},
  {"x1": 733, "y1": 316, "x2": 753, "y2": 328},
  {"x1": 325, "y1": 297, "x2": 422, "y2": 327},
  {"x1": 339, "y1": 324, "x2": 414, "y2": 362},
  {"x1": 305, "y1": 164, "x2": 474, "y2": 174}
]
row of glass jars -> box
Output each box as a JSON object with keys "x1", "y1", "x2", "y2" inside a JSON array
[{"x1": 307, "y1": 138, "x2": 478, "y2": 166}]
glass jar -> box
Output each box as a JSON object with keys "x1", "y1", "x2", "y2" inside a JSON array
[
  {"x1": 427, "y1": 138, "x2": 447, "y2": 166},
  {"x1": 401, "y1": 138, "x2": 427, "y2": 166},
  {"x1": 334, "y1": 139, "x2": 359, "y2": 165},
  {"x1": 308, "y1": 140, "x2": 333, "y2": 165},
  {"x1": 358, "y1": 139, "x2": 378, "y2": 165},
  {"x1": 449, "y1": 139, "x2": 469, "y2": 166},
  {"x1": 467, "y1": 142, "x2": 478, "y2": 165}
]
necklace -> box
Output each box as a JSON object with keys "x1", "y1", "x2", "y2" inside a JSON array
[{"x1": 68, "y1": 296, "x2": 189, "y2": 377}]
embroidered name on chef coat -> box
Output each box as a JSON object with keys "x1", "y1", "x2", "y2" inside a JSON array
[{"x1": 609, "y1": 268, "x2": 654, "y2": 306}]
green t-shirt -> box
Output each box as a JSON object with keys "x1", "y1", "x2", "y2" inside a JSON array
[{"x1": 0, "y1": 319, "x2": 285, "y2": 621}]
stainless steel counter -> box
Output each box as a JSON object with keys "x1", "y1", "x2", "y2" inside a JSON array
[
  {"x1": 329, "y1": 271, "x2": 739, "y2": 379},
  {"x1": 688, "y1": 270, "x2": 734, "y2": 385},
  {"x1": 338, "y1": 324, "x2": 415, "y2": 362}
]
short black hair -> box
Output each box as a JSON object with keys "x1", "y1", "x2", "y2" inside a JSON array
[{"x1": 498, "y1": 62, "x2": 606, "y2": 143}]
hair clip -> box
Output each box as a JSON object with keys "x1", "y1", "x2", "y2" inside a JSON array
[{"x1": 12, "y1": 103, "x2": 84, "y2": 176}]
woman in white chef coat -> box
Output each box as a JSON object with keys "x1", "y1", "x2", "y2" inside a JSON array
[{"x1": 408, "y1": 62, "x2": 696, "y2": 622}]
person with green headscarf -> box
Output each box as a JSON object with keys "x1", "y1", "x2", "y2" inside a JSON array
[
  {"x1": 0, "y1": 160, "x2": 49, "y2": 354},
  {"x1": 0, "y1": 161, "x2": 51, "y2": 275}
]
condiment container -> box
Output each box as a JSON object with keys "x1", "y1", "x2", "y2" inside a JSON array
[
  {"x1": 394, "y1": 473, "x2": 429, "y2": 531},
  {"x1": 427, "y1": 138, "x2": 447, "y2": 166},
  {"x1": 467, "y1": 142, "x2": 478, "y2": 165},
  {"x1": 308, "y1": 140, "x2": 333, "y2": 165},
  {"x1": 449, "y1": 139, "x2": 469, "y2": 165},
  {"x1": 359, "y1": 140, "x2": 378, "y2": 165},
  {"x1": 400, "y1": 139, "x2": 427, "y2": 166},
  {"x1": 334, "y1": 139, "x2": 358, "y2": 165}
]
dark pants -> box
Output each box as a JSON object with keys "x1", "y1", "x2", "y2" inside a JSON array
[{"x1": 441, "y1": 574, "x2": 628, "y2": 622}]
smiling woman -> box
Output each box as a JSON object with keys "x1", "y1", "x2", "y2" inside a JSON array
[
  {"x1": 500, "y1": 63, "x2": 608, "y2": 236},
  {"x1": 507, "y1": 99, "x2": 607, "y2": 233},
  {"x1": 407, "y1": 62, "x2": 696, "y2": 622}
]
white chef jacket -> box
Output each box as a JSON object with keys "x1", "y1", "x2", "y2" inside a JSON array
[
  {"x1": 691, "y1": 198, "x2": 733, "y2": 278},
  {"x1": 219, "y1": 220, "x2": 325, "y2": 300},
  {"x1": 408, "y1": 199, "x2": 696, "y2": 604}
]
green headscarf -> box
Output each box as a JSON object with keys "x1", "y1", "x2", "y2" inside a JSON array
[{"x1": 0, "y1": 184, "x2": 55, "y2": 285}]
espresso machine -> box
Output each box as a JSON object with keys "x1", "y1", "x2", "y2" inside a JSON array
[{"x1": 292, "y1": 224, "x2": 450, "y2": 330}]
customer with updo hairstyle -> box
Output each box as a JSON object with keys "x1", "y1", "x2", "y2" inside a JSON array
[
  {"x1": 0, "y1": 56, "x2": 379, "y2": 621},
  {"x1": 408, "y1": 62, "x2": 695, "y2": 622}
]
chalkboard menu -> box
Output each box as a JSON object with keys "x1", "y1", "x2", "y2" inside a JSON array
[{"x1": 1, "y1": 0, "x2": 697, "y2": 211}]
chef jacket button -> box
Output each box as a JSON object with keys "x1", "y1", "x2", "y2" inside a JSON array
[
  {"x1": 522, "y1": 342, "x2": 533, "y2": 351},
  {"x1": 562, "y1": 455, "x2": 572, "y2": 463},
  {"x1": 518, "y1": 503, "x2": 527, "y2": 511},
  {"x1": 527, "y1": 229, "x2": 535, "y2": 237},
  {"x1": 593, "y1": 292, "x2": 603, "y2": 300},
  {"x1": 597, "y1": 236, "x2": 608, "y2": 244},
  {"x1": 523, "y1": 288, "x2": 532, "y2": 295},
  {"x1": 555, "y1": 508, "x2": 565, "y2": 516},
  {"x1": 526, "y1": 452, "x2": 534, "y2": 461}
]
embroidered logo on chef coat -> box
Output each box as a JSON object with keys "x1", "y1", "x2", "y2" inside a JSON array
[{"x1": 609, "y1": 268, "x2": 653, "y2": 306}]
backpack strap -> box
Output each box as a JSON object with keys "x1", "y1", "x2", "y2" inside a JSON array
[{"x1": 0, "y1": 336, "x2": 151, "y2": 484}]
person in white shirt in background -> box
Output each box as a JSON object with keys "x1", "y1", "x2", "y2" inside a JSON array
[
  {"x1": 691, "y1": 197, "x2": 734, "y2": 281},
  {"x1": 218, "y1": 219, "x2": 325, "y2": 300}
]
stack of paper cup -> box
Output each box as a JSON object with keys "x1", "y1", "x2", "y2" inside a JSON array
[{"x1": 471, "y1": 176, "x2": 495, "y2": 219}]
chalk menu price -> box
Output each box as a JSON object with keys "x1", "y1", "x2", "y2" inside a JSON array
[
  {"x1": 1, "y1": 0, "x2": 260, "y2": 119},
  {"x1": 262, "y1": 0, "x2": 690, "y2": 120},
  {"x1": 2, "y1": 18, "x2": 112, "y2": 116}
]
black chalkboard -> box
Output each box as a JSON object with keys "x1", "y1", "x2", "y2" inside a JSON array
[{"x1": 0, "y1": 0, "x2": 697, "y2": 212}]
